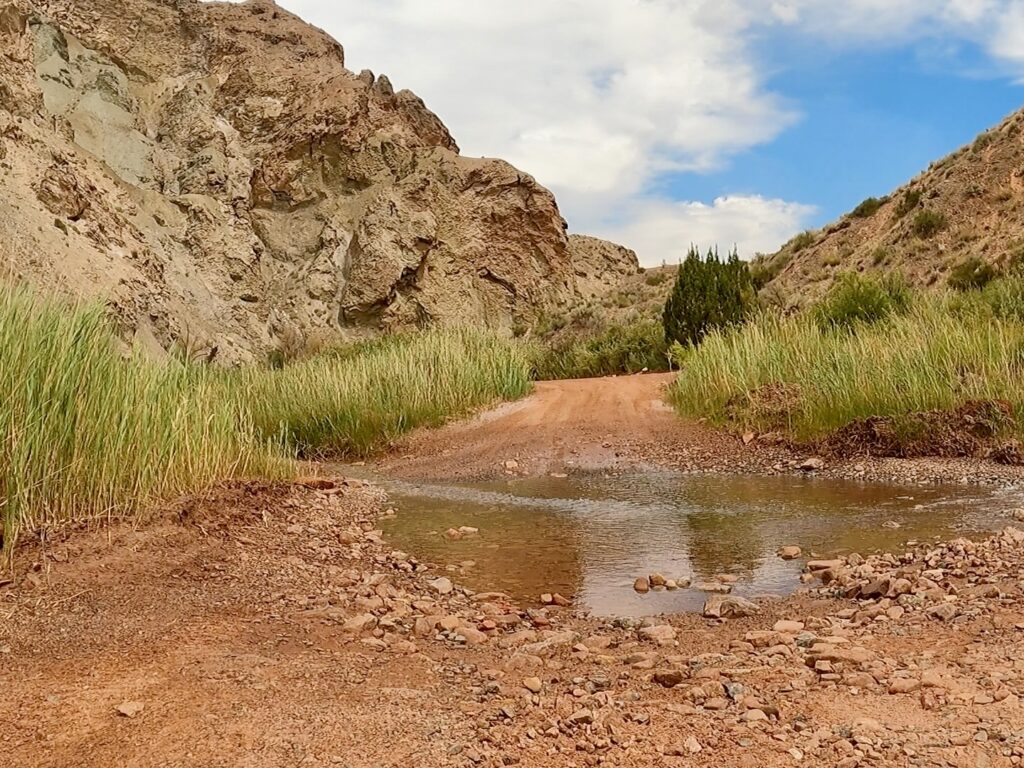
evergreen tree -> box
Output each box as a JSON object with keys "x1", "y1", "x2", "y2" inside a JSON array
[{"x1": 662, "y1": 246, "x2": 754, "y2": 347}]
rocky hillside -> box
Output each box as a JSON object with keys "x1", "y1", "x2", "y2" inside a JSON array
[
  {"x1": 755, "y1": 108, "x2": 1024, "y2": 306},
  {"x1": 0, "y1": 0, "x2": 637, "y2": 363}
]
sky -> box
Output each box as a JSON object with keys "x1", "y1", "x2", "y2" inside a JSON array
[{"x1": 264, "y1": 1, "x2": 1024, "y2": 266}]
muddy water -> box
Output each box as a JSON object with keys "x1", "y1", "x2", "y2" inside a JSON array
[{"x1": 376, "y1": 471, "x2": 1024, "y2": 617}]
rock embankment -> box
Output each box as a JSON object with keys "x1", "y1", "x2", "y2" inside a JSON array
[{"x1": 0, "y1": 0, "x2": 636, "y2": 362}]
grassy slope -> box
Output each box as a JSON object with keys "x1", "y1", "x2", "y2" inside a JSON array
[
  {"x1": 668, "y1": 296, "x2": 1024, "y2": 444},
  {"x1": 0, "y1": 288, "x2": 531, "y2": 553}
]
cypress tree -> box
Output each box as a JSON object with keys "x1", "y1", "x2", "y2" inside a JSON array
[{"x1": 663, "y1": 245, "x2": 754, "y2": 347}]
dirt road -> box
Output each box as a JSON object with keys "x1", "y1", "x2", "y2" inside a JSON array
[
  {"x1": 381, "y1": 373, "x2": 1024, "y2": 486},
  {"x1": 380, "y1": 373, "x2": 776, "y2": 480}
]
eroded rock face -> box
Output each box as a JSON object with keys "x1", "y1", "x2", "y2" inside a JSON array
[
  {"x1": 569, "y1": 235, "x2": 641, "y2": 300},
  {"x1": 0, "y1": 0, "x2": 629, "y2": 362}
]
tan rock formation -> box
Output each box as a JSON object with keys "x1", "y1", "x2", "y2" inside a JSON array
[{"x1": 0, "y1": 0, "x2": 634, "y2": 362}]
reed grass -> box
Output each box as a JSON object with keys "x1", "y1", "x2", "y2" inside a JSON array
[
  {"x1": 668, "y1": 298, "x2": 1024, "y2": 440},
  {"x1": 0, "y1": 288, "x2": 532, "y2": 554},
  {"x1": 238, "y1": 328, "x2": 533, "y2": 457},
  {"x1": 0, "y1": 286, "x2": 282, "y2": 554}
]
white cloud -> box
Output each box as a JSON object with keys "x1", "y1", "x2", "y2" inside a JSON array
[
  {"x1": 599, "y1": 196, "x2": 817, "y2": 266},
  {"x1": 264, "y1": 0, "x2": 1024, "y2": 265}
]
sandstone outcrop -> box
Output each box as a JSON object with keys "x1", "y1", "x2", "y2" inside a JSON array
[{"x1": 0, "y1": 0, "x2": 634, "y2": 362}]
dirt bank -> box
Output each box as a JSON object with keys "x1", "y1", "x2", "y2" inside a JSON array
[
  {"x1": 2, "y1": 479, "x2": 1024, "y2": 768},
  {"x1": 379, "y1": 374, "x2": 1024, "y2": 487}
]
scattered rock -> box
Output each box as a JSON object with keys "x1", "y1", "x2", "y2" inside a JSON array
[
  {"x1": 429, "y1": 577, "x2": 454, "y2": 595},
  {"x1": 633, "y1": 577, "x2": 650, "y2": 594},
  {"x1": 653, "y1": 670, "x2": 685, "y2": 688},
  {"x1": 523, "y1": 677, "x2": 543, "y2": 693},
  {"x1": 703, "y1": 594, "x2": 760, "y2": 619},
  {"x1": 115, "y1": 701, "x2": 145, "y2": 718},
  {"x1": 798, "y1": 457, "x2": 826, "y2": 471},
  {"x1": 777, "y1": 546, "x2": 802, "y2": 560}
]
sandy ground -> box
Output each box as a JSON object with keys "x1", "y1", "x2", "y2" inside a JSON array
[
  {"x1": 381, "y1": 374, "x2": 1024, "y2": 487},
  {"x1": 2, "y1": 376, "x2": 1024, "y2": 768}
]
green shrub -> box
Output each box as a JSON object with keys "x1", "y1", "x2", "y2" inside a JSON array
[
  {"x1": 0, "y1": 287, "x2": 282, "y2": 555},
  {"x1": 668, "y1": 298, "x2": 1024, "y2": 443},
  {"x1": 0, "y1": 289, "x2": 532, "y2": 552},
  {"x1": 530, "y1": 319, "x2": 669, "y2": 380},
  {"x1": 811, "y1": 272, "x2": 911, "y2": 330},
  {"x1": 912, "y1": 209, "x2": 947, "y2": 238},
  {"x1": 750, "y1": 252, "x2": 791, "y2": 290},
  {"x1": 851, "y1": 197, "x2": 884, "y2": 218},
  {"x1": 663, "y1": 247, "x2": 755, "y2": 348},
  {"x1": 871, "y1": 247, "x2": 890, "y2": 267},
  {"x1": 789, "y1": 231, "x2": 816, "y2": 253},
  {"x1": 894, "y1": 189, "x2": 923, "y2": 218},
  {"x1": 948, "y1": 257, "x2": 999, "y2": 292}
]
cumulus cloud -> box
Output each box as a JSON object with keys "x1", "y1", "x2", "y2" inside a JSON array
[
  {"x1": 597, "y1": 196, "x2": 818, "y2": 266},
  {"x1": 267, "y1": 0, "x2": 1024, "y2": 264}
]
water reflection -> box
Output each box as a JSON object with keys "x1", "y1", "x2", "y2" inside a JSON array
[{"x1": 379, "y1": 471, "x2": 1022, "y2": 617}]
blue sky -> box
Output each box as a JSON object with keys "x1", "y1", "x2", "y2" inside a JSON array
[
  {"x1": 280, "y1": 1, "x2": 1024, "y2": 264},
  {"x1": 673, "y1": 37, "x2": 1024, "y2": 231}
]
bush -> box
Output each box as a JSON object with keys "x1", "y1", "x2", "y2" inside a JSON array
[
  {"x1": 851, "y1": 197, "x2": 884, "y2": 218},
  {"x1": 948, "y1": 257, "x2": 999, "y2": 292},
  {"x1": 530, "y1": 319, "x2": 669, "y2": 380},
  {"x1": 894, "y1": 189, "x2": 923, "y2": 218},
  {"x1": 912, "y1": 209, "x2": 947, "y2": 238},
  {"x1": 0, "y1": 287, "x2": 282, "y2": 555},
  {"x1": 788, "y1": 231, "x2": 816, "y2": 253},
  {"x1": 663, "y1": 247, "x2": 755, "y2": 348},
  {"x1": 811, "y1": 272, "x2": 911, "y2": 330},
  {"x1": 0, "y1": 289, "x2": 533, "y2": 552},
  {"x1": 750, "y1": 252, "x2": 791, "y2": 290},
  {"x1": 667, "y1": 298, "x2": 1024, "y2": 444}
]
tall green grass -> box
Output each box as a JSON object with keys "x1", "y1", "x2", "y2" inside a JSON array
[
  {"x1": 0, "y1": 288, "x2": 532, "y2": 555},
  {"x1": 668, "y1": 298, "x2": 1024, "y2": 441},
  {"x1": 239, "y1": 328, "x2": 532, "y2": 457},
  {"x1": 0, "y1": 287, "x2": 281, "y2": 554}
]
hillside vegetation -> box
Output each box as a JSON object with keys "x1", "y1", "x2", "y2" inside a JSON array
[
  {"x1": 754, "y1": 108, "x2": 1024, "y2": 307},
  {"x1": 0, "y1": 288, "x2": 531, "y2": 555},
  {"x1": 670, "y1": 273, "x2": 1024, "y2": 459}
]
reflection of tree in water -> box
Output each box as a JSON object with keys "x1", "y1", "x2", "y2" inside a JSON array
[{"x1": 679, "y1": 478, "x2": 776, "y2": 581}]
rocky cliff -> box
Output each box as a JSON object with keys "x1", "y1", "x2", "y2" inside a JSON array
[
  {"x1": 755, "y1": 108, "x2": 1024, "y2": 306},
  {"x1": 0, "y1": 0, "x2": 636, "y2": 362}
]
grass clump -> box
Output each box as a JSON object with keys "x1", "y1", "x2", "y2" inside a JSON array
[
  {"x1": 811, "y1": 272, "x2": 911, "y2": 330},
  {"x1": 894, "y1": 189, "x2": 923, "y2": 218},
  {"x1": 0, "y1": 287, "x2": 281, "y2": 555},
  {"x1": 948, "y1": 257, "x2": 999, "y2": 292},
  {"x1": 667, "y1": 299, "x2": 1024, "y2": 443},
  {"x1": 239, "y1": 328, "x2": 532, "y2": 458},
  {"x1": 529, "y1": 319, "x2": 669, "y2": 381},
  {"x1": 851, "y1": 197, "x2": 885, "y2": 218},
  {"x1": 0, "y1": 288, "x2": 533, "y2": 553},
  {"x1": 788, "y1": 231, "x2": 816, "y2": 253},
  {"x1": 912, "y1": 209, "x2": 947, "y2": 238}
]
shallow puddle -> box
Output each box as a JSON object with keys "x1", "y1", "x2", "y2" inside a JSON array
[{"x1": 376, "y1": 471, "x2": 1024, "y2": 617}]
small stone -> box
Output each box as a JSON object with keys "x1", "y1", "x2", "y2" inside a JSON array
[
  {"x1": 653, "y1": 670, "x2": 685, "y2": 688},
  {"x1": 504, "y1": 460, "x2": 519, "y2": 470},
  {"x1": 116, "y1": 701, "x2": 145, "y2": 718},
  {"x1": 429, "y1": 577, "x2": 454, "y2": 595},
  {"x1": 703, "y1": 594, "x2": 759, "y2": 619},
  {"x1": 777, "y1": 546, "x2": 802, "y2": 560},
  {"x1": 633, "y1": 577, "x2": 650, "y2": 593},
  {"x1": 523, "y1": 677, "x2": 543, "y2": 693},
  {"x1": 774, "y1": 620, "x2": 805, "y2": 634},
  {"x1": 888, "y1": 678, "x2": 921, "y2": 695},
  {"x1": 798, "y1": 457, "x2": 825, "y2": 471},
  {"x1": 568, "y1": 709, "x2": 594, "y2": 725},
  {"x1": 649, "y1": 573, "x2": 667, "y2": 587},
  {"x1": 639, "y1": 624, "x2": 676, "y2": 645},
  {"x1": 685, "y1": 736, "x2": 702, "y2": 754}
]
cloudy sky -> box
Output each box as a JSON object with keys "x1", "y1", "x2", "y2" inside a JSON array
[{"x1": 273, "y1": 1, "x2": 1024, "y2": 265}]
